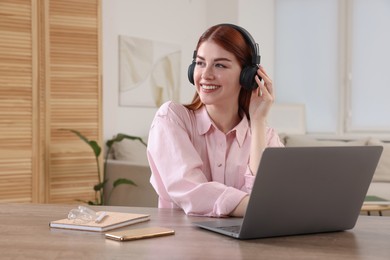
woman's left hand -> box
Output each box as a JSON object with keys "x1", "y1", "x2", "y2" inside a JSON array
[{"x1": 248, "y1": 65, "x2": 274, "y2": 123}]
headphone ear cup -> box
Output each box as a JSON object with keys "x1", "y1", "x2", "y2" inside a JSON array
[
  {"x1": 188, "y1": 62, "x2": 196, "y2": 85},
  {"x1": 240, "y1": 66, "x2": 260, "y2": 90}
]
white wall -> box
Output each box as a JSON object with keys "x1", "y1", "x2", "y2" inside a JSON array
[
  {"x1": 102, "y1": 0, "x2": 273, "y2": 140},
  {"x1": 239, "y1": 0, "x2": 275, "y2": 78},
  {"x1": 103, "y1": 0, "x2": 203, "y2": 140}
]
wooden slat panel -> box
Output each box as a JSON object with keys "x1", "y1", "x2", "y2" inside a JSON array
[
  {"x1": 47, "y1": 0, "x2": 101, "y2": 203},
  {"x1": 0, "y1": 0, "x2": 101, "y2": 204},
  {"x1": 0, "y1": 0, "x2": 33, "y2": 203}
]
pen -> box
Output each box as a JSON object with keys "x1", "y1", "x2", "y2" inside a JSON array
[{"x1": 95, "y1": 212, "x2": 107, "y2": 223}]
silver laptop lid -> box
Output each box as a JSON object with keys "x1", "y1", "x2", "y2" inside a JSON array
[{"x1": 239, "y1": 146, "x2": 383, "y2": 239}]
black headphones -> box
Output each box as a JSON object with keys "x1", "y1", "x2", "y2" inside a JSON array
[{"x1": 187, "y1": 23, "x2": 261, "y2": 90}]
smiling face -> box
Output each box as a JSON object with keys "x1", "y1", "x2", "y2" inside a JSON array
[{"x1": 193, "y1": 40, "x2": 242, "y2": 110}]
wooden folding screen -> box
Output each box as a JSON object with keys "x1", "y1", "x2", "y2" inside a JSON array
[{"x1": 0, "y1": 0, "x2": 102, "y2": 203}]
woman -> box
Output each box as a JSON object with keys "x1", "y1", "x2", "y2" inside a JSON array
[{"x1": 147, "y1": 24, "x2": 283, "y2": 217}]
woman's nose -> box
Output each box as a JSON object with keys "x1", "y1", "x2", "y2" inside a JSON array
[{"x1": 201, "y1": 65, "x2": 214, "y2": 80}]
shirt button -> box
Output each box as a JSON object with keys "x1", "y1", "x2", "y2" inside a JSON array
[{"x1": 217, "y1": 163, "x2": 222, "y2": 167}]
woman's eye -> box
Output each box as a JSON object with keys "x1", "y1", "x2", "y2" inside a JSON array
[
  {"x1": 196, "y1": 61, "x2": 204, "y2": 66},
  {"x1": 215, "y1": 63, "x2": 226, "y2": 68}
]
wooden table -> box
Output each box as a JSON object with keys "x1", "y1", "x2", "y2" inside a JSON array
[
  {"x1": 361, "y1": 204, "x2": 390, "y2": 216},
  {"x1": 1, "y1": 203, "x2": 390, "y2": 259}
]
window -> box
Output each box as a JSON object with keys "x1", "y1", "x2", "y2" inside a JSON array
[
  {"x1": 275, "y1": 0, "x2": 390, "y2": 134},
  {"x1": 349, "y1": 0, "x2": 390, "y2": 132}
]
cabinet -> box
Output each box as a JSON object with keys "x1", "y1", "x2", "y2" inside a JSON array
[{"x1": 0, "y1": 0, "x2": 101, "y2": 203}]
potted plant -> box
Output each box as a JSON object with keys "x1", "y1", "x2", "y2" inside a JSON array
[{"x1": 67, "y1": 129, "x2": 147, "y2": 205}]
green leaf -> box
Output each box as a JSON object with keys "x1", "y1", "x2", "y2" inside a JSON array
[
  {"x1": 89, "y1": 140, "x2": 101, "y2": 157},
  {"x1": 66, "y1": 129, "x2": 102, "y2": 158},
  {"x1": 113, "y1": 178, "x2": 137, "y2": 188},
  {"x1": 106, "y1": 133, "x2": 147, "y2": 148},
  {"x1": 65, "y1": 129, "x2": 140, "y2": 205},
  {"x1": 68, "y1": 129, "x2": 90, "y2": 144},
  {"x1": 94, "y1": 182, "x2": 105, "y2": 192}
]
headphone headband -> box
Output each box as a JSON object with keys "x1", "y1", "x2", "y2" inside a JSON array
[{"x1": 217, "y1": 23, "x2": 260, "y2": 65}]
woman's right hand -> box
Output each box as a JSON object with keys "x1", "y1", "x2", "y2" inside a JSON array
[{"x1": 248, "y1": 66, "x2": 274, "y2": 124}]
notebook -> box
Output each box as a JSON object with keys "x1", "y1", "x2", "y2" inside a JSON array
[
  {"x1": 50, "y1": 211, "x2": 150, "y2": 232},
  {"x1": 194, "y1": 146, "x2": 383, "y2": 239}
]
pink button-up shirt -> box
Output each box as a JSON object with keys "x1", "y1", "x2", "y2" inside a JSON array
[{"x1": 147, "y1": 101, "x2": 283, "y2": 217}]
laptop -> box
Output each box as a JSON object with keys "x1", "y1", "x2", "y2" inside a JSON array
[{"x1": 193, "y1": 146, "x2": 383, "y2": 239}]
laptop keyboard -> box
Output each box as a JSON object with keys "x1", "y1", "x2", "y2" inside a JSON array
[{"x1": 218, "y1": 225, "x2": 241, "y2": 234}]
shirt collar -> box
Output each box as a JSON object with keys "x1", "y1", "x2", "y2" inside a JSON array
[{"x1": 195, "y1": 106, "x2": 249, "y2": 147}]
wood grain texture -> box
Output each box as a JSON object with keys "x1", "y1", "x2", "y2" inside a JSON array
[
  {"x1": 1, "y1": 204, "x2": 390, "y2": 259},
  {"x1": 0, "y1": 0, "x2": 101, "y2": 204},
  {"x1": 47, "y1": 0, "x2": 101, "y2": 204},
  {"x1": 0, "y1": 0, "x2": 34, "y2": 203}
]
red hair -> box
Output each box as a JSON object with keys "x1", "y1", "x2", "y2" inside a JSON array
[{"x1": 184, "y1": 24, "x2": 253, "y2": 119}]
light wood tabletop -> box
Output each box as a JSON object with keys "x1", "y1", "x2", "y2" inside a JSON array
[
  {"x1": 361, "y1": 204, "x2": 390, "y2": 216},
  {"x1": 0, "y1": 203, "x2": 389, "y2": 259}
]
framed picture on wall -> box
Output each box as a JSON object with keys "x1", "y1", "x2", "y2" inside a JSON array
[{"x1": 119, "y1": 35, "x2": 181, "y2": 107}]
